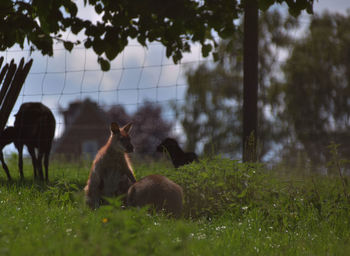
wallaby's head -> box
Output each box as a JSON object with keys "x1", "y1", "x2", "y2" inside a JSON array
[
  {"x1": 156, "y1": 138, "x2": 180, "y2": 153},
  {"x1": 0, "y1": 127, "x2": 17, "y2": 150},
  {"x1": 110, "y1": 122, "x2": 134, "y2": 153}
]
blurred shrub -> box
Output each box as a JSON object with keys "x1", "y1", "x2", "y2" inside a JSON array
[{"x1": 136, "y1": 157, "x2": 350, "y2": 228}]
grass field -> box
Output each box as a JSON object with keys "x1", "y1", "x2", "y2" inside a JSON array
[{"x1": 0, "y1": 154, "x2": 349, "y2": 255}]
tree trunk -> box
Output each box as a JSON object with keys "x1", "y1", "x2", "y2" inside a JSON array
[{"x1": 242, "y1": 0, "x2": 258, "y2": 162}]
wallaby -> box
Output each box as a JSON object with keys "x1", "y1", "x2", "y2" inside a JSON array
[
  {"x1": 127, "y1": 174, "x2": 183, "y2": 218},
  {"x1": 157, "y1": 138, "x2": 198, "y2": 168},
  {"x1": 0, "y1": 102, "x2": 56, "y2": 181},
  {"x1": 84, "y1": 122, "x2": 136, "y2": 209}
]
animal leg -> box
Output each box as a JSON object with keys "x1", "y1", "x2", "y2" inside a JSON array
[
  {"x1": 27, "y1": 147, "x2": 37, "y2": 180},
  {"x1": 37, "y1": 151, "x2": 44, "y2": 181},
  {"x1": 17, "y1": 144, "x2": 24, "y2": 180},
  {"x1": 44, "y1": 151, "x2": 50, "y2": 182},
  {"x1": 0, "y1": 151, "x2": 11, "y2": 181},
  {"x1": 85, "y1": 170, "x2": 103, "y2": 209}
]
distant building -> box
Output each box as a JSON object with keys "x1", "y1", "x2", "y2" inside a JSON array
[
  {"x1": 53, "y1": 98, "x2": 174, "y2": 160},
  {"x1": 52, "y1": 99, "x2": 110, "y2": 159}
]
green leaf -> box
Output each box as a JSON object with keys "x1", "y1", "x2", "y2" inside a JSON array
[
  {"x1": 71, "y1": 23, "x2": 83, "y2": 34},
  {"x1": 68, "y1": 2, "x2": 78, "y2": 16},
  {"x1": 137, "y1": 34, "x2": 146, "y2": 46},
  {"x1": 92, "y1": 39, "x2": 105, "y2": 55},
  {"x1": 212, "y1": 52, "x2": 219, "y2": 62},
  {"x1": 258, "y1": 0, "x2": 275, "y2": 11},
  {"x1": 98, "y1": 57, "x2": 110, "y2": 71},
  {"x1": 237, "y1": 189, "x2": 247, "y2": 198},
  {"x1": 63, "y1": 41, "x2": 74, "y2": 51},
  {"x1": 202, "y1": 44, "x2": 212, "y2": 57},
  {"x1": 95, "y1": 4, "x2": 103, "y2": 14},
  {"x1": 105, "y1": 45, "x2": 119, "y2": 61},
  {"x1": 166, "y1": 46, "x2": 172, "y2": 58},
  {"x1": 84, "y1": 38, "x2": 92, "y2": 48}
]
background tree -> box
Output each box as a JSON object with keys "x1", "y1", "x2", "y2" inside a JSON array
[
  {"x1": 106, "y1": 105, "x2": 130, "y2": 127},
  {"x1": 274, "y1": 12, "x2": 350, "y2": 168},
  {"x1": 131, "y1": 102, "x2": 173, "y2": 156},
  {"x1": 175, "y1": 63, "x2": 242, "y2": 156},
  {"x1": 106, "y1": 102, "x2": 172, "y2": 156},
  {"x1": 1, "y1": 0, "x2": 240, "y2": 70},
  {"x1": 2, "y1": 0, "x2": 312, "y2": 71},
  {"x1": 242, "y1": 0, "x2": 313, "y2": 162},
  {"x1": 0, "y1": 0, "x2": 79, "y2": 55},
  {"x1": 174, "y1": 10, "x2": 299, "y2": 159}
]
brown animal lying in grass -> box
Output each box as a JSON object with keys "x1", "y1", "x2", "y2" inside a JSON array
[{"x1": 127, "y1": 174, "x2": 183, "y2": 218}]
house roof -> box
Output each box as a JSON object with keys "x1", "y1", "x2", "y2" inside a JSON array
[{"x1": 52, "y1": 99, "x2": 110, "y2": 154}]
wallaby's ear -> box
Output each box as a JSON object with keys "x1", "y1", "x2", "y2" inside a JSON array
[
  {"x1": 122, "y1": 122, "x2": 133, "y2": 134},
  {"x1": 110, "y1": 122, "x2": 120, "y2": 134}
]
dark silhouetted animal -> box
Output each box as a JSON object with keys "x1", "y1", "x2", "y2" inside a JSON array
[
  {"x1": 0, "y1": 102, "x2": 56, "y2": 181},
  {"x1": 84, "y1": 122, "x2": 136, "y2": 209},
  {"x1": 157, "y1": 138, "x2": 198, "y2": 168},
  {"x1": 127, "y1": 174, "x2": 183, "y2": 218}
]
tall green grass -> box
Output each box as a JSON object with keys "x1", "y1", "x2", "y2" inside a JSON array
[{"x1": 0, "y1": 154, "x2": 349, "y2": 255}]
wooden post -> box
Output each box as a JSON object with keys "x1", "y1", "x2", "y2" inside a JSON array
[
  {"x1": 242, "y1": 0, "x2": 259, "y2": 162},
  {"x1": 0, "y1": 57, "x2": 33, "y2": 132}
]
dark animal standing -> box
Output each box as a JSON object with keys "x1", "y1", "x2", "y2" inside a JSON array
[
  {"x1": 127, "y1": 174, "x2": 183, "y2": 218},
  {"x1": 157, "y1": 138, "x2": 198, "y2": 168},
  {"x1": 0, "y1": 102, "x2": 56, "y2": 181}
]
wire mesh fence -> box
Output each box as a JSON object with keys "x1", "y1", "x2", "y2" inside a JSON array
[{"x1": 2, "y1": 12, "x2": 348, "y2": 178}]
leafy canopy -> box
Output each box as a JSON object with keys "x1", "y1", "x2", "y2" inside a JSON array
[
  {"x1": 1, "y1": 0, "x2": 313, "y2": 70},
  {"x1": 277, "y1": 12, "x2": 350, "y2": 165}
]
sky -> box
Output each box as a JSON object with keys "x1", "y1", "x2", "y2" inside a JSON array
[
  {"x1": 0, "y1": 0, "x2": 350, "y2": 155},
  {"x1": 313, "y1": 0, "x2": 349, "y2": 14}
]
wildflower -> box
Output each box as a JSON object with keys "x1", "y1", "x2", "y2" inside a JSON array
[
  {"x1": 66, "y1": 228, "x2": 72, "y2": 236},
  {"x1": 197, "y1": 233, "x2": 206, "y2": 240},
  {"x1": 215, "y1": 225, "x2": 226, "y2": 231},
  {"x1": 242, "y1": 206, "x2": 248, "y2": 211},
  {"x1": 173, "y1": 237, "x2": 181, "y2": 243},
  {"x1": 102, "y1": 218, "x2": 108, "y2": 223}
]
